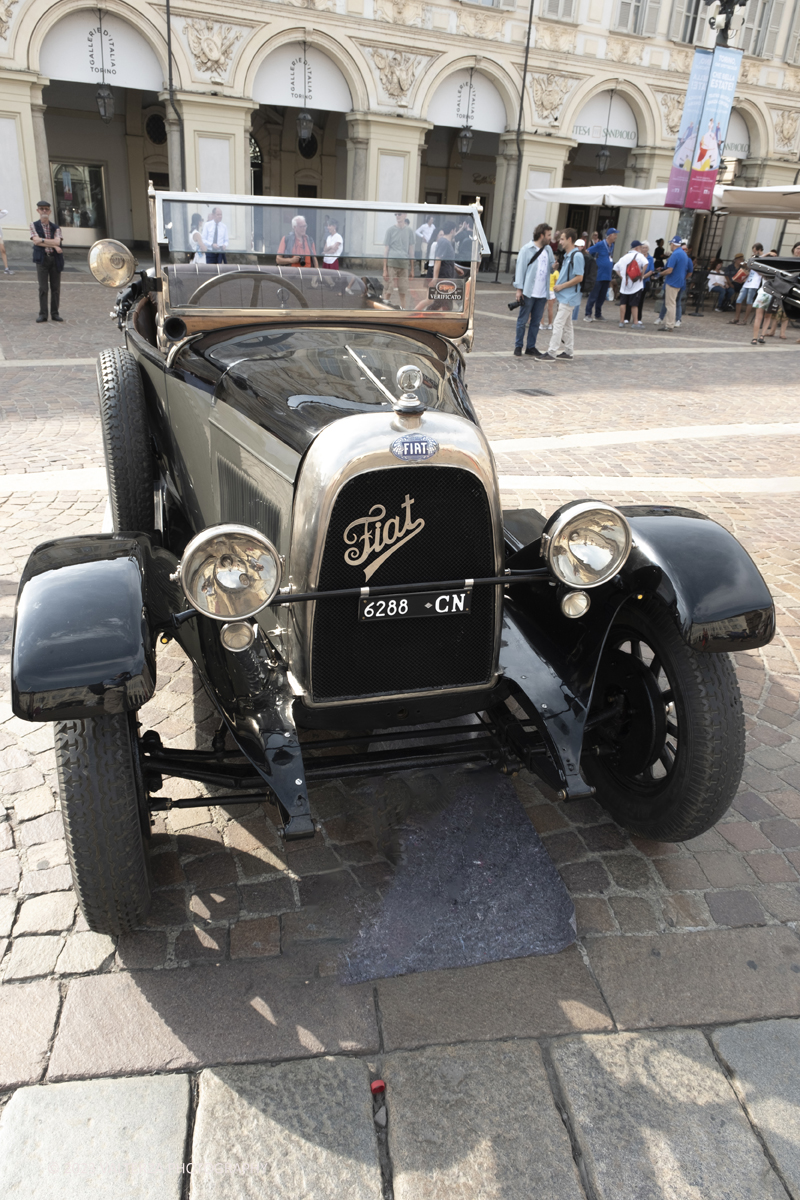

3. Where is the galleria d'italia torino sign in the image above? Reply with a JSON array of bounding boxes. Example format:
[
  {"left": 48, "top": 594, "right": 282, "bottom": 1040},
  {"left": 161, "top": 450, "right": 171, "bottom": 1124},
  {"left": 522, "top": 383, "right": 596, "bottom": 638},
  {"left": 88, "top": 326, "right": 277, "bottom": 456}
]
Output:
[{"left": 39, "top": 11, "right": 163, "bottom": 91}]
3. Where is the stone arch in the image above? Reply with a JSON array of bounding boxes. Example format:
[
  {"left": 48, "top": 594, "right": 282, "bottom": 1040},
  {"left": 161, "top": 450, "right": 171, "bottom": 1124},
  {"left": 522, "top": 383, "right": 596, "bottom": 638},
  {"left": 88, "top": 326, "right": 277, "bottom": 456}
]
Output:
[
  {"left": 416, "top": 56, "right": 518, "bottom": 131},
  {"left": 730, "top": 97, "right": 769, "bottom": 160},
  {"left": 239, "top": 28, "right": 370, "bottom": 112},
  {"left": 24, "top": 0, "right": 179, "bottom": 87},
  {"left": 560, "top": 77, "right": 660, "bottom": 151}
]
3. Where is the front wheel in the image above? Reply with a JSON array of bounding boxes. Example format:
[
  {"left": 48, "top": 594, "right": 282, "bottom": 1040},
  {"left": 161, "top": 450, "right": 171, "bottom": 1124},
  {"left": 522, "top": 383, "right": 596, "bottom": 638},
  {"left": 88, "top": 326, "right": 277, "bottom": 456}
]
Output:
[
  {"left": 582, "top": 599, "right": 744, "bottom": 842},
  {"left": 56, "top": 712, "right": 152, "bottom": 933}
]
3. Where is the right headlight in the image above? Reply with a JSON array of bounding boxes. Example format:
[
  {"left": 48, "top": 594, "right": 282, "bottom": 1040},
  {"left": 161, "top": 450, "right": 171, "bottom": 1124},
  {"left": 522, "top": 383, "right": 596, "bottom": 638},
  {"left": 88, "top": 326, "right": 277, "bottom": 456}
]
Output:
[
  {"left": 177, "top": 525, "right": 281, "bottom": 620},
  {"left": 542, "top": 501, "right": 632, "bottom": 588}
]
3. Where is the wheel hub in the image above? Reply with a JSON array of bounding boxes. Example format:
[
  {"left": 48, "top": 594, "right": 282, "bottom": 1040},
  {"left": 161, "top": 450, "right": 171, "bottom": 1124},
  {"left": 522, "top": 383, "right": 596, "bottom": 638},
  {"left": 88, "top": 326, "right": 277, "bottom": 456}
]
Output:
[{"left": 590, "top": 647, "right": 667, "bottom": 776}]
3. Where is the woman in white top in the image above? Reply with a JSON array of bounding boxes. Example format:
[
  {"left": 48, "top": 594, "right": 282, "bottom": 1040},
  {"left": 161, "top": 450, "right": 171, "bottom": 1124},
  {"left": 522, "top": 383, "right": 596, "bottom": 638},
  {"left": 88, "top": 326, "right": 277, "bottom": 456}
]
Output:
[
  {"left": 322, "top": 218, "right": 343, "bottom": 269},
  {"left": 613, "top": 242, "right": 649, "bottom": 327},
  {"left": 190, "top": 213, "right": 206, "bottom": 264}
]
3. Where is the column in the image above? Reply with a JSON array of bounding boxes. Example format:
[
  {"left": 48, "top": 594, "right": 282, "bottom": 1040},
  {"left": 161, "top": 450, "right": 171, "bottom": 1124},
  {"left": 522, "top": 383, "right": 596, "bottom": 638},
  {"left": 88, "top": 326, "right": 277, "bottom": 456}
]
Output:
[
  {"left": 345, "top": 113, "right": 431, "bottom": 204},
  {"left": 497, "top": 132, "right": 573, "bottom": 255},
  {"left": 125, "top": 89, "right": 148, "bottom": 244},
  {"left": 0, "top": 71, "right": 46, "bottom": 244},
  {"left": 30, "top": 82, "right": 52, "bottom": 206},
  {"left": 160, "top": 92, "right": 256, "bottom": 194}
]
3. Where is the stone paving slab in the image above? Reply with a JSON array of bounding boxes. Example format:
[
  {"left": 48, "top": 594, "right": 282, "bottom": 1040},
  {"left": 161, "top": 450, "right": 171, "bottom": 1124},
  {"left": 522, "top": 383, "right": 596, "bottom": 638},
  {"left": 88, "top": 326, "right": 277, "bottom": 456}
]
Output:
[
  {"left": 385, "top": 1040, "right": 584, "bottom": 1200},
  {"left": 713, "top": 1018, "right": 800, "bottom": 1195},
  {"left": 586, "top": 927, "right": 800, "bottom": 1029},
  {"left": 47, "top": 960, "right": 379, "bottom": 1080},
  {"left": 0, "top": 1073, "right": 189, "bottom": 1200},
  {"left": 551, "top": 1029, "right": 786, "bottom": 1200},
  {"left": 0, "top": 980, "right": 61, "bottom": 1088},
  {"left": 376, "top": 947, "right": 612, "bottom": 1051},
  {"left": 190, "top": 1058, "right": 382, "bottom": 1199}
]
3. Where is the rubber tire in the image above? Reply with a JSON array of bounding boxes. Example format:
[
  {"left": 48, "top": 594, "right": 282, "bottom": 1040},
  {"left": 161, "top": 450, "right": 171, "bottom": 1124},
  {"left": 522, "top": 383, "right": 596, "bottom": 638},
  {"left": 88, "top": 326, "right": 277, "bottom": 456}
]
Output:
[
  {"left": 583, "top": 598, "right": 745, "bottom": 842},
  {"left": 97, "top": 347, "right": 154, "bottom": 532},
  {"left": 55, "top": 713, "right": 152, "bottom": 934}
]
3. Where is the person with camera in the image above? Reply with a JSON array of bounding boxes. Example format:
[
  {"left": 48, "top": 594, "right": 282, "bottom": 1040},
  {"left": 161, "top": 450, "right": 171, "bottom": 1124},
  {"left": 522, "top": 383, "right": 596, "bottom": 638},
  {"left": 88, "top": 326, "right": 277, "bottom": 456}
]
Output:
[{"left": 511, "top": 222, "right": 555, "bottom": 358}]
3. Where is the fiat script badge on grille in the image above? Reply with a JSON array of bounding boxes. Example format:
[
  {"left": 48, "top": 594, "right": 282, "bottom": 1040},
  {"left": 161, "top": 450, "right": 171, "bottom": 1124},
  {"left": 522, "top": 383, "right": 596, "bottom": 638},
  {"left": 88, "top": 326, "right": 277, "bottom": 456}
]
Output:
[
  {"left": 390, "top": 433, "right": 439, "bottom": 461},
  {"left": 343, "top": 494, "right": 425, "bottom": 581}
]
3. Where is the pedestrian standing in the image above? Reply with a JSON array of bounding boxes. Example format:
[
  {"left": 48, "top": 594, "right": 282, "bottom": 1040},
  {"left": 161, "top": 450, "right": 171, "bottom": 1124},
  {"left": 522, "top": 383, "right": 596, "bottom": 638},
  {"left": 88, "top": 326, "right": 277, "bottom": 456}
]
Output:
[
  {"left": 201, "top": 206, "right": 229, "bottom": 264},
  {"left": 614, "top": 242, "right": 648, "bottom": 326},
  {"left": 656, "top": 236, "right": 691, "bottom": 332},
  {"left": 729, "top": 245, "right": 763, "bottom": 325},
  {"left": 322, "top": 218, "right": 343, "bottom": 269},
  {"left": 512, "top": 222, "right": 554, "bottom": 357},
  {"left": 416, "top": 214, "right": 436, "bottom": 268},
  {"left": 382, "top": 211, "right": 415, "bottom": 306},
  {"left": 545, "top": 229, "right": 584, "bottom": 360},
  {"left": 584, "top": 227, "right": 616, "bottom": 321},
  {"left": 0, "top": 207, "right": 15, "bottom": 274},
  {"left": 30, "top": 200, "right": 63, "bottom": 322}
]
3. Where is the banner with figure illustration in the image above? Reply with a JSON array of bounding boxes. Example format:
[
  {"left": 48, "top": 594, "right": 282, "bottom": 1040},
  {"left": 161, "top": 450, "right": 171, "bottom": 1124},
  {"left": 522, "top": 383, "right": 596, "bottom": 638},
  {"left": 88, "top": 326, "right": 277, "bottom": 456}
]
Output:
[
  {"left": 684, "top": 45, "right": 743, "bottom": 209},
  {"left": 665, "top": 49, "right": 712, "bottom": 209}
]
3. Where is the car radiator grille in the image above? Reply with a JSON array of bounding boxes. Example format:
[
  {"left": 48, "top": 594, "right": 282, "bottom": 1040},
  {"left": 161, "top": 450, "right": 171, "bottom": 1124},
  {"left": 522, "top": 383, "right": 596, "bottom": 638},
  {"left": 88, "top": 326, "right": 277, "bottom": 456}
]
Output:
[
  {"left": 311, "top": 465, "right": 496, "bottom": 702},
  {"left": 218, "top": 457, "right": 281, "bottom": 545}
]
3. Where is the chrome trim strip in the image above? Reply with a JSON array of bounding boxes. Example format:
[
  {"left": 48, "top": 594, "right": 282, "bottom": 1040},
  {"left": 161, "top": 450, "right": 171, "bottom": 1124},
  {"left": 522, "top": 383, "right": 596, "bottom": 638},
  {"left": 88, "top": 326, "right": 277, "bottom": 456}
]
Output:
[
  {"left": 345, "top": 345, "right": 399, "bottom": 406},
  {"left": 286, "top": 408, "right": 504, "bottom": 707}
]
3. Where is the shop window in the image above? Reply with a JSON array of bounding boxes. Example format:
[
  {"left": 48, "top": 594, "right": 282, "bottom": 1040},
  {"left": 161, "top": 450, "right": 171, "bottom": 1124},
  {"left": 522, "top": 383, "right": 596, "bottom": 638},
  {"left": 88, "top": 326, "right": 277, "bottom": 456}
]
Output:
[
  {"left": 51, "top": 163, "right": 106, "bottom": 238},
  {"left": 614, "top": 0, "right": 662, "bottom": 36}
]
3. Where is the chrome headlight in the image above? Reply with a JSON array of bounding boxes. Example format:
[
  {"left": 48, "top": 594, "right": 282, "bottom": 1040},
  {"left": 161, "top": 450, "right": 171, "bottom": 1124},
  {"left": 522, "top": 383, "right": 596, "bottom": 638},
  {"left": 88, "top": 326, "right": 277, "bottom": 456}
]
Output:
[
  {"left": 542, "top": 501, "right": 632, "bottom": 589},
  {"left": 178, "top": 525, "right": 281, "bottom": 620}
]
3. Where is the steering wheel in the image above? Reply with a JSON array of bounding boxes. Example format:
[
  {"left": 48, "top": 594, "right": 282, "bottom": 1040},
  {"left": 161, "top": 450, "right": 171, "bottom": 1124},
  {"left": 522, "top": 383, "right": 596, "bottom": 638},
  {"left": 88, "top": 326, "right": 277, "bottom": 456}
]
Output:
[{"left": 185, "top": 270, "right": 309, "bottom": 309}]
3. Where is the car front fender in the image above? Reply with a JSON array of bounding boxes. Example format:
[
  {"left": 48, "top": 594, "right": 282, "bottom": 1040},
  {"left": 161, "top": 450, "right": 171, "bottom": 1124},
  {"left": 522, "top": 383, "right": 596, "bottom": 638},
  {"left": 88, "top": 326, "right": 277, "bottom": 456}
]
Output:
[
  {"left": 620, "top": 506, "right": 775, "bottom": 652},
  {"left": 12, "top": 535, "right": 165, "bottom": 721}
]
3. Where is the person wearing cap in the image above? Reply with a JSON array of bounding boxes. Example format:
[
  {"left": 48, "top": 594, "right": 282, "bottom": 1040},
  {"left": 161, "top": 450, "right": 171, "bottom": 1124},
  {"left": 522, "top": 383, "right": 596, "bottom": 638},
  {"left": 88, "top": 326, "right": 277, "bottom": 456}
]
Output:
[
  {"left": 656, "top": 236, "right": 691, "bottom": 332},
  {"left": 383, "top": 211, "right": 415, "bottom": 307},
  {"left": 30, "top": 200, "right": 64, "bottom": 323},
  {"left": 584, "top": 227, "right": 616, "bottom": 321}
]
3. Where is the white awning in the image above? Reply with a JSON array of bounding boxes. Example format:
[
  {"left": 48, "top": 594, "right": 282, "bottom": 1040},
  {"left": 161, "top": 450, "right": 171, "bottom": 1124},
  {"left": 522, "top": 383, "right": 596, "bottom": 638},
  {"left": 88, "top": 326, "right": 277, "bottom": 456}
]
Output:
[
  {"left": 253, "top": 43, "right": 352, "bottom": 112},
  {"left": 573, "top": 92, "right": 638, "bottom": 148},
  {"left": 524, "top": 184, "right": 726, "bottom": 211},
  {"left": 715, "top": 185, "right": 800, "bottom": 217},
  {"left": 39, "top": 12, "right": 163, "bottom": 91}
]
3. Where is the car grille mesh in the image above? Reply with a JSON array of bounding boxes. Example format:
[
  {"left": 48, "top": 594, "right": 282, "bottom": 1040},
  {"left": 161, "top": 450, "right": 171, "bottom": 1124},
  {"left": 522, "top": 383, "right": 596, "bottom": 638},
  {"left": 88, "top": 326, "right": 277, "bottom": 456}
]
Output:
[{"left": 311, "top": 466, "right": 496, "bottom": 701}]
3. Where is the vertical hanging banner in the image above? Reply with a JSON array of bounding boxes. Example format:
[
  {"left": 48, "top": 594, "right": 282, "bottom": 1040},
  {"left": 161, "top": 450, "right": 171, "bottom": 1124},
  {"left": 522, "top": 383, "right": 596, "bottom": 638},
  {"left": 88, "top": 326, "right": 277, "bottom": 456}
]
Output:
[
  {"left": 685, "top": 45, "right": 742, "bottom": 209},
  {"left": 665, "top": 49, "right": 712, "bottom": 208}
]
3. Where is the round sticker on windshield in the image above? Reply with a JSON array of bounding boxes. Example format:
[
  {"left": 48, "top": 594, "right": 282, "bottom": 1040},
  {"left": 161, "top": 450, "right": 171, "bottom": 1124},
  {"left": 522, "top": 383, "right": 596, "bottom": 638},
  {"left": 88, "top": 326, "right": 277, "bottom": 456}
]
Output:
[{"left": 390, "top": 433, "right": 439, "bottom": 461}]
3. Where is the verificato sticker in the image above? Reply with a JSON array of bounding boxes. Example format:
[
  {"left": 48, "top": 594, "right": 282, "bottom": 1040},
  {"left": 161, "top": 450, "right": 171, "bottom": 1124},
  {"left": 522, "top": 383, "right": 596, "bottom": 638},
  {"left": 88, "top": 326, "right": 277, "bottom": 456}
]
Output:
[{"left": 390, "top": 433, "right": 439, "bottom": 461}]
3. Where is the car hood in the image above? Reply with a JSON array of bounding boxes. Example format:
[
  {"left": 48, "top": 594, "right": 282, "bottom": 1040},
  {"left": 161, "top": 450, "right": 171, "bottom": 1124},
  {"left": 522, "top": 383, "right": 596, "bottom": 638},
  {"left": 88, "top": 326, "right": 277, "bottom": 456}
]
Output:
[{"left": 206, "top": 327, "right": 474, "bottom": 456}]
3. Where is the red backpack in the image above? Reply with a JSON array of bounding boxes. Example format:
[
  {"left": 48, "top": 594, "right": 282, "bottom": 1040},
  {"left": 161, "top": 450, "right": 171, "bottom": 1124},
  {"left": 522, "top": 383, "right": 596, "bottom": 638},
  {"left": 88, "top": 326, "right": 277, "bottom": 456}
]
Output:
[{"left": 626, "top": 255, "right": 642, "bottom": 282}]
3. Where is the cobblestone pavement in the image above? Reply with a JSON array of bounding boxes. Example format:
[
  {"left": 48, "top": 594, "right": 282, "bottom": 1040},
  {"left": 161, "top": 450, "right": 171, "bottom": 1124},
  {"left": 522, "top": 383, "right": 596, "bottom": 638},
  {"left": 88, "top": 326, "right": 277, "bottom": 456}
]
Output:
[{"left": 1, "top": 273, "right": 800, "bottom": 1196}]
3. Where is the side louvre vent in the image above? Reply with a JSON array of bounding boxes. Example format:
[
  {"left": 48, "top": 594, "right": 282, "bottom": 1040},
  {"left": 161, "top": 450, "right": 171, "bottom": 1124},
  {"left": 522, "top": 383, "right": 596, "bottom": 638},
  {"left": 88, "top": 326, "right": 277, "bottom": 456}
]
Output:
[{"left": 218, "top": 457, "right": 281, "bottom": 544}]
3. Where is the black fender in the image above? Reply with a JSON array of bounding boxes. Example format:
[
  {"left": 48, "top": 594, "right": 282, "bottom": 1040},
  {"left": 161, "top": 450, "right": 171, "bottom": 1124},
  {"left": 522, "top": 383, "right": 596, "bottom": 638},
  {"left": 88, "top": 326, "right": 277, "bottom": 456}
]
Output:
[
  {"left": 11, "top": 535, "right": 173, "bottom": 721},
  {"left": 619, "top": 505, "right": 775, "bottom": 652}
]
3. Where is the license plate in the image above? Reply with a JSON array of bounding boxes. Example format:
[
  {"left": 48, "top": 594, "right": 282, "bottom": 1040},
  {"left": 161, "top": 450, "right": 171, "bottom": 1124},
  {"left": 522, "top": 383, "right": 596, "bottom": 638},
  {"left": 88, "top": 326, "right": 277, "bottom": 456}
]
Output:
[{"left": 359, "top": 589, "right": 471, "bottom": 621}]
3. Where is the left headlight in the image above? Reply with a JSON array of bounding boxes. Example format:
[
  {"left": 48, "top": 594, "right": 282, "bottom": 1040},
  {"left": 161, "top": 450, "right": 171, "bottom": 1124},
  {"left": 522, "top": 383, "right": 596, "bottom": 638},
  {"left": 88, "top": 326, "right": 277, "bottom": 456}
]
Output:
[
  {"left": 542, "top": 501, "right": 632, "bottom": 589},
  {"left": 178, "top": 525, "right": 281, "bottom": 620}
]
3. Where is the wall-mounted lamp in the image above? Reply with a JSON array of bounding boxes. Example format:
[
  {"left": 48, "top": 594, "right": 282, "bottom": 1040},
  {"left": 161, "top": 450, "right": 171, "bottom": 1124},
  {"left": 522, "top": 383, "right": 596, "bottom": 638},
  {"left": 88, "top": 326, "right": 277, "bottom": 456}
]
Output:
[
  {"left": 96, "top": 85, "right": 114, "bottom": 124},
  {"left": 458, "top": 67, "right": 475, "bottom": 158}
]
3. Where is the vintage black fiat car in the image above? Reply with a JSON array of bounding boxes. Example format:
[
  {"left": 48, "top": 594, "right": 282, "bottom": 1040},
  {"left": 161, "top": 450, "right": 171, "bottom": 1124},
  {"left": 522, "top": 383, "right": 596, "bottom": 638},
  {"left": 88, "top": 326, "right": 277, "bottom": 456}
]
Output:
[{"left": 11, "top": 191, "right": 775, "bottom": 934}]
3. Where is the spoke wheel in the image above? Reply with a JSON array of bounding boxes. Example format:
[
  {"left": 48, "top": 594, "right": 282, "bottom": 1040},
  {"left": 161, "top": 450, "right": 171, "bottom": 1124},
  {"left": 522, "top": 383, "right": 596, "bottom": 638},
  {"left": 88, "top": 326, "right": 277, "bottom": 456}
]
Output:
[{"left": 583, "top": 598, "right": 744, "bottom": 841}]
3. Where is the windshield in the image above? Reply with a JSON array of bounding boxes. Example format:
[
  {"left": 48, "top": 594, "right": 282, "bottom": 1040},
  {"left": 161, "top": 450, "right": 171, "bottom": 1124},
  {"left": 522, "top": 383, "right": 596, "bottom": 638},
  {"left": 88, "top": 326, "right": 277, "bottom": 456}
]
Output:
[{"left": 154, "top": 195, "right": 486, "bottom": 319}]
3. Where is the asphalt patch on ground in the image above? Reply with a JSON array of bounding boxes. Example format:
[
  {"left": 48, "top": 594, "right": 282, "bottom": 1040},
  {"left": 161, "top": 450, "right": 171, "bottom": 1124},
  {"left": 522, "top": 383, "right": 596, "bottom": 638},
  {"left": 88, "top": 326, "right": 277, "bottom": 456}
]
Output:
[{"left": 340, "top": 767, "right": 575, "bottom": 984}]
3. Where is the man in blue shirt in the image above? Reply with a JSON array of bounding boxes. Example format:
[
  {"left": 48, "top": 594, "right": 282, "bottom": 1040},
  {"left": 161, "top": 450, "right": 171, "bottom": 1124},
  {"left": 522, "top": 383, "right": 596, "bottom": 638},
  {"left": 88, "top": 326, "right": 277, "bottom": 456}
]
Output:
[
  {"left": 657, "top": 236, "right": 691, "bottom": 331},
  {"left": 545, "top": 229, "right": 584, "bottom": 359},
  {"left": 512, "top": 222, "right": 555, "bottom": 357},
  {"left": 584, "top": 227, "right": 617, "bottom": 321}
]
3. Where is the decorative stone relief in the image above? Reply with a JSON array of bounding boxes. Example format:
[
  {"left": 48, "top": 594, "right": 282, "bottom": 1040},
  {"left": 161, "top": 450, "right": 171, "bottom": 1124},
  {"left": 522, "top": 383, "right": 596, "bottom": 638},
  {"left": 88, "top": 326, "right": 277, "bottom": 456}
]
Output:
[
  {"left": 606, "top": 37, "right": 642, "bottom": 65},
  {"left": 457, "top": 8, "right": 504, "bottom": 39},
  {"left": 363, "top": 47, "right": 435, "bottom": 105},
  {"left": 183, "top": 19, "right": 243, "bottom": 80},
  {"left": 529, "top": 72, "right": 578, "bottom": 125},
  {"left": 473, "top": 171, "right": 496, "bottom": 184},
  {"left": 374, "top": 0, "right": 426, "bottom": 27},
  {"left": 0, "top": 0, "right": 17, "bottom": 41},
  {"left": 658, "top": 92, "right": 683, "bottom": 137},
  {"left": 772, "top": 108, "right": 800, "bottom": 152},
  {"left": 536, "top": 24, "right": 576, "bottom": 54},
  {"left": 668, "top": 47, "right": 693, "bottom": 74},
  {"left": 739, "top": 59, "right": 761, "bottom": 85}
]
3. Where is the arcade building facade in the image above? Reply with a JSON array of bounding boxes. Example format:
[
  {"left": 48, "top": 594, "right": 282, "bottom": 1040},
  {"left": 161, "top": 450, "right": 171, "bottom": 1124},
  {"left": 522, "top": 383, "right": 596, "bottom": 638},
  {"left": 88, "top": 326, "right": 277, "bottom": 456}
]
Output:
[{"left": 2, "top": 0, "right": 800, "bottom": 261}]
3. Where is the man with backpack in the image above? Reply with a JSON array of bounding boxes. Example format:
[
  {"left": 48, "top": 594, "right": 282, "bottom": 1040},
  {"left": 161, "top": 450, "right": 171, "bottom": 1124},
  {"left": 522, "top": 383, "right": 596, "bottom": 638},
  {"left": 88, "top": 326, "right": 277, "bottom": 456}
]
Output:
[
  {"left": 512, "top": 222, "right": 555, "bottom": 357},
  {"left": 583, "top": 227, "right": 616, "bottom": 321},
  {"left": 613, "top": 241, "right": 649, "bottom": 327},
  {"left": 545, "top": 229, "right": 584, "bottom": 360}
]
